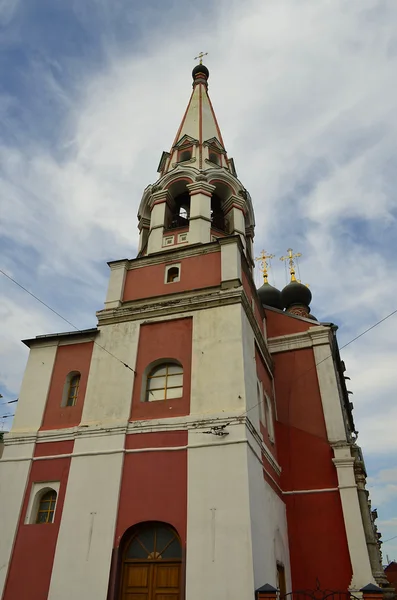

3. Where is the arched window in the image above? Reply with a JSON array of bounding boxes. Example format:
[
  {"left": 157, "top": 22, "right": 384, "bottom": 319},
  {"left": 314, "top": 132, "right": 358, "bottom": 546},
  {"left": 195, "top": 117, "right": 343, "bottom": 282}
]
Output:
[
  {"left": 145, "top": 362, "right": 183, "bottom": 402},
  {"left": 36, "top": 489, "right": 57, "bottom": 524},
  {"left": 264, "top": 393, "right": 275, "bottom": 443},
  {"left": 63, "top": 372, "right": 81, "bottom": 407},
  {"left": 178, "top": 147, "right": 192, "bottom": 162},
  {"left": 211, "top": 194, "right": 225, "bottom": 232},
  {"left": 166, "top": 266, "right": 180, "bottom": 283},
  {"left": 209, "top": 150, "right": 221, "bottom": 165},
  {"left": 170, "top": 191, "right": 190, "bottom": 229},
  {"left": 120, "top": 523, "right": 182, "bottom": 600}
]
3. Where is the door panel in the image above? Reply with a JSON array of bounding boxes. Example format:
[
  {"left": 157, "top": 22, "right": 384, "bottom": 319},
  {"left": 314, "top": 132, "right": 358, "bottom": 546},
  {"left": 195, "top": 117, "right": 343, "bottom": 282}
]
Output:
[
  {"left": 155, "top": 565, "right": 180, "bottom": 588},
  {"left": 122, "top": 563, "right": 151, "bottom": 600},
  {"left": 122, "top": 562, "right": 180, "bottom": 600}
]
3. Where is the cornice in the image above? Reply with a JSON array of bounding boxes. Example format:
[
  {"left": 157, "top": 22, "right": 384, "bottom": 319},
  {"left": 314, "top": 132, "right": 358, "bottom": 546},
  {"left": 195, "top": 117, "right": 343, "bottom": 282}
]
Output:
[
  {"left": 96, "top": 286, "right": 242, "bottom": 326},
  {"left": 267, "top": 325, "right": 332, "bottom": 354},
  {"left": 2, "top": 416, "right": 281, "bottom": 476},
  {"left": 96, "top": 283, "right": 273, "bottom": 374},
  {"left": 125, "top": 241, "right": 220, "bottom": 270}
]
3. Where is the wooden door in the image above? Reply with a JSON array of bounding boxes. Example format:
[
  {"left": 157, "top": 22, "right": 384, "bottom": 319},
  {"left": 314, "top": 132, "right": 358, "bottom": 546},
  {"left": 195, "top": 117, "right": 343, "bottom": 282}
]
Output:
[
  {"left": 120, "top": 523, "right": 182, "bottom": 600},
  {"left": 121, "top": 562, "right": 181, "bottom": 600}
]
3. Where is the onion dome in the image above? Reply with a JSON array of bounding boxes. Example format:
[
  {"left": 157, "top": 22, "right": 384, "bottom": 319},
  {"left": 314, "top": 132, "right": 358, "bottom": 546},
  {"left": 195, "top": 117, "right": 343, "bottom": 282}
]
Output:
[
  {"left": 281, "top": 280, "right": 312, "bottom": 310},
  {"left": 258, "top": 282, "right": 283, "bottom": 310},
  {"left": 192, "top": 63, "right": 209, "bottom": 80}
]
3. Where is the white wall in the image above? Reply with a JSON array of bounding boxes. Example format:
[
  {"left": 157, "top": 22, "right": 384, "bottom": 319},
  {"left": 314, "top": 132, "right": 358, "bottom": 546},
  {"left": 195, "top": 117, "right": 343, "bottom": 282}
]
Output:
[
  {"left": 246, "top": 443, "right": 291, "bottom": 591},
  {"left": 81, "top": 321, "right": 139, "bottom": 425},
  {"left": 186, "top": 427, "right": 255, "bottom": 600},
  {"left": 48, "top": 434, "right": 124, "bottom": 600},
  {"left": 12, "top": 341, "right": 58, "bottom": 433},
  {"left": 241, "top": 308, "right": 262, "bottom": 433},
  {"left": 190, "top": 304, "right": 246, "bottom": 415},
  {"left": 0, "top": 442, "right": 34, "bottom": 596}
]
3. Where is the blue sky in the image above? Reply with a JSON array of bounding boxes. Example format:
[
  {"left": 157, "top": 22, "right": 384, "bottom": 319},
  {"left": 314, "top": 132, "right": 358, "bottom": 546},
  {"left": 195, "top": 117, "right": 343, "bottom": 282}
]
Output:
[{"left": 1, "top": 0, "right": 397, "bottom": 563}]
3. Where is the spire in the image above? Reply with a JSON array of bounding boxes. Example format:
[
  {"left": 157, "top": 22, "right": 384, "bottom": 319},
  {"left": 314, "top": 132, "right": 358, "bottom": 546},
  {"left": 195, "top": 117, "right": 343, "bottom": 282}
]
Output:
[{"left": 157, "top": 57, "right": 236, "bottom": 177}]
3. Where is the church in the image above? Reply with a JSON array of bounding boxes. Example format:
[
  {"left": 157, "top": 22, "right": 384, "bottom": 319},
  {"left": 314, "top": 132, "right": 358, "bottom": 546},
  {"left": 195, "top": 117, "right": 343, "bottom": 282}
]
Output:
[{"left": 0, "top": 61, "right": 391, "bottom": 600}]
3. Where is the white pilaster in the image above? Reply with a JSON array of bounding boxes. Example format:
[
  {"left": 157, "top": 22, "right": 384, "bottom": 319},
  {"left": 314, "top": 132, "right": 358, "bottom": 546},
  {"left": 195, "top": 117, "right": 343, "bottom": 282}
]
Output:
[
  {"left": 104, "top": 260, "right": 128, "bottom": 310},
  {"left": 186, "top": 428, "right": 255, "bottom": 600},
  {"left": 309, "top": 328, "right": 347, "bottom": 443},
  {"left": 147, "top": 190, "right": 171, "bottom": 255},
  {"left": 12, "top": 341, "right": 58, "bottom": 434},
  {"left": 219, "top": 237, "right": 242, "bottom": 287},
  {"left": 81, "top": 321, "right": 138, "bottom": 426},
  {"left": 332, "top": 446, "right": 375, "bottom": 589},
  {"left": 48, "top": 434, "right": 124, "bottom": 600},
  {"left": 225, "top": 196, "right": 246, "bottom": 250},
  {"left": 187, "top": 181, "right": 214, "bottom": 245},
  {"left": 0, "top": 440, "right": 35, "bottom": 596}
]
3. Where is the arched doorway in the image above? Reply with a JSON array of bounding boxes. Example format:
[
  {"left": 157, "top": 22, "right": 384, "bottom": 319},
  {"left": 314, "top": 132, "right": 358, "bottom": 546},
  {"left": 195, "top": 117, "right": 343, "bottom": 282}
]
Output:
[{"left": 119, "top": 522, "right": 182, "bottom": 600}]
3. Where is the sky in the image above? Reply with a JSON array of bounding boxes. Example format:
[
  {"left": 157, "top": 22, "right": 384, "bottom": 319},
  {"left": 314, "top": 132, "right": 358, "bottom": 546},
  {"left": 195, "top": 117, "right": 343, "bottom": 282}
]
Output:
[{"left": 1, "top": 0, "right": 396, "bottom": 565}]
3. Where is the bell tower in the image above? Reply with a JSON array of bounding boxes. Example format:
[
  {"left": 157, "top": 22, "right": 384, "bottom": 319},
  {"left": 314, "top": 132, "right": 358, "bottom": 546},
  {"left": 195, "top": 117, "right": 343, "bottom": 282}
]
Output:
[{"left": 137, "top": 61, "right": 255, "bottom": 264}]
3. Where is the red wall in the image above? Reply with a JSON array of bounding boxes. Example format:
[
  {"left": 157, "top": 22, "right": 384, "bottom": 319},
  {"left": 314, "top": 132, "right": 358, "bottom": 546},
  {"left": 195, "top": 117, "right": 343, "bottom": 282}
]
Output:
[
  {"left": 130, "top": 318, "right": 192, "bottom": 420},
  {"left": 3, "top": 441, "right": 74, "bottom": 600},
  {"left": 41, "top": 342, "right": 93, "bottom": 430},
  {"left": 274, "top": 349, "right": 352, "bottom": 589},
  {"left": 123, "top": 251, "right": 221, "bottom": 302},
  {"left": 265, "top": 308, "right": 313, "bottom": 338},
  {"left": 115, "top": 431, "right": 188, "bottom": 545}
]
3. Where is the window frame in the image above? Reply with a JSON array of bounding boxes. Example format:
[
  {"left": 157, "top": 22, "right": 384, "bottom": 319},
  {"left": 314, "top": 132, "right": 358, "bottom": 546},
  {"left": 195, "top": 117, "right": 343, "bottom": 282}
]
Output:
[
  {"left": 61, "top": 371, "right": 81, "bottom": 407},
  {"left": 177, "top": 145, "right": 193, "bottom": 163},
  {"left": 165, "top": 263, "right": 181, "bottom": 284},
  {"left": 25, "top": 481, "right": 60, "bottom": 525},
  {"left": 36, "top": 489, "right": 57, "bottom": 524},
  {"left": 144, "top": 361, "right": 184, "bottom": 403},
  {"left": 264, "top": 392, "right": 275, "bottom": 443}
]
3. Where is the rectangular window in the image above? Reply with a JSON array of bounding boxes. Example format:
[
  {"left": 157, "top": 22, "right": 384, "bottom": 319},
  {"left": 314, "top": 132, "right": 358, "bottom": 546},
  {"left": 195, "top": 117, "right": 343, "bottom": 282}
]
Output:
[
  {"left": 163, "top": 236, "right": 174, "bottom": 247},
  {"left": 178, "top": 233, "right": 188, "bottom": 243}
]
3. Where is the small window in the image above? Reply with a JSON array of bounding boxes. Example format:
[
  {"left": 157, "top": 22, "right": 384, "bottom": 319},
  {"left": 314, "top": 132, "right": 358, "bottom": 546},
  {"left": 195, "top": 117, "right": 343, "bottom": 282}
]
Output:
[
  {"left": 178, "top": 147, "right": 192, "bottom": 162},
  {"left": 66, "top": 373, "right": 80, "bottom": 407},
  {"left": 265, "top": 393, "right": 275, "bottom": 442},
  {"left": 146, "top": 362, "right": 183, "bottom": 402},
  {"left": 166, "top": 265, "right": 180, "bottom": 283},
  {"left": 209, "top": 150, "right": 221, "bottom": 165},
  {"left": 163, "top": 235, "right": 174, "bottom": 247},
  {"left": 36, "top": 490, "right": 57, "bottom": 524}
]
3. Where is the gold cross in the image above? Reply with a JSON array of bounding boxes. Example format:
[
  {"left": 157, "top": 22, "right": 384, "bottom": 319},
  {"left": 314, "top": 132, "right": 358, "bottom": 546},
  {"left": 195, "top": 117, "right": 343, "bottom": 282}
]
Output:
[
  {"left": 280, "top": 248, "right": 302, "bottom": 282},
  {"left": 194, "top": 51, "right": 208, "bottom": 65},
  {"left": 255, "top": 250, "right": 275, "bottom": 284}
]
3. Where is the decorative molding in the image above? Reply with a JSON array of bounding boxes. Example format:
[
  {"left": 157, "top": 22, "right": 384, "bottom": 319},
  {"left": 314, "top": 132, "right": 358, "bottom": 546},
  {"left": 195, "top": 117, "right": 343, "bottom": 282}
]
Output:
[
  {"left": 124, "top": 240, "right": 220, "bottom": 271},
  {"left": 268, "top": 326, "right": 330, "bottom": 354},
  {"left": 186, "top": 181, "right": 216, "bottom": 195}
]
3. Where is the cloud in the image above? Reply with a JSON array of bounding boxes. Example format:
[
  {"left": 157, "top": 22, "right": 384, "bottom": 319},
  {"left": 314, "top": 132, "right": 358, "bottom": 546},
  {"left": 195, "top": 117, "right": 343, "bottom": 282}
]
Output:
[{"left": 1, "top": 0, "right": 397, "bottom": 545}]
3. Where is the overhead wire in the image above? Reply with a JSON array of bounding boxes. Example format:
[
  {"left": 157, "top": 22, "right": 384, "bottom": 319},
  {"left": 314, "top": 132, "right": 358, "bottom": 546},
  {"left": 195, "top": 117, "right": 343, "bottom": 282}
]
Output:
[
  {"left": 2, "top": 268, "right": 397, "bottom": 422},
  {"left": 239, "top": 305, "right": 397, "bottom": 420},
  {"left": 0, "top": 269, "right": 136, "bottom": 375}
]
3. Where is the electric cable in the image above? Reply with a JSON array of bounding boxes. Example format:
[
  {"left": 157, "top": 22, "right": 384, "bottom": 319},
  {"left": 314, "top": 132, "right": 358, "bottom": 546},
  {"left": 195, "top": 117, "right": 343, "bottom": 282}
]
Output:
[{"left": 1, "top": 269, "right": 136, "bottom": 374}]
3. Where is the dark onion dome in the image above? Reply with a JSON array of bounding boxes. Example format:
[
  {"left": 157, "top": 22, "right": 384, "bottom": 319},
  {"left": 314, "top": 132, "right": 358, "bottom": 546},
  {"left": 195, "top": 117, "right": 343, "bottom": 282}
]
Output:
[
  {"left": 192, "top": 63, "right": 209, "bottom": 80},
  {"left": 281, "top": 280, "right": 312, "bottom": 310},
  {"left": 258, "top": 282, "right": 283, "bottom": 310}
]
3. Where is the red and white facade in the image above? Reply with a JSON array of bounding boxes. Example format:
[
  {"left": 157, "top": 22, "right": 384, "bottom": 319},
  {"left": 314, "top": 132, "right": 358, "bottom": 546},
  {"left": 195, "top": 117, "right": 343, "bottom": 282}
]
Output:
[{"left": 0, "top": 65, "right": 387, "bottom": 600}]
